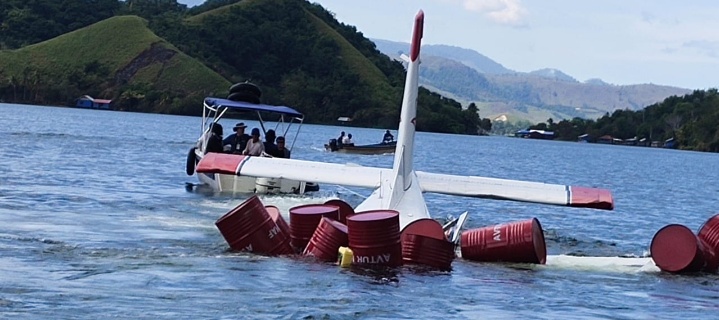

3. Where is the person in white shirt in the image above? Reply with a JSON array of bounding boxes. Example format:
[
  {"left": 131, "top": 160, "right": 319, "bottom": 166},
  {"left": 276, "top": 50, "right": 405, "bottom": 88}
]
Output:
[
  {"left": 243, "top": 128, "right": 265, "bottom": 156},
  {"left": 342, "top": 133, "right": 354, "bottom": 146}
]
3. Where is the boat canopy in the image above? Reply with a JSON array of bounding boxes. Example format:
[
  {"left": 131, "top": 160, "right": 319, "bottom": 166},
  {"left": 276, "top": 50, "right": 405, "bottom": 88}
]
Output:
[{"left": 204, "top": 97, "right": 304, "bottom": 118}]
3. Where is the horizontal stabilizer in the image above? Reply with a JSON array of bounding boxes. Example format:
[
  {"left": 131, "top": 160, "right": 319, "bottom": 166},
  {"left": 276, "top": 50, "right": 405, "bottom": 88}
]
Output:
[{"left": 416, "top": 171, "right": 614, "bottom": 210}]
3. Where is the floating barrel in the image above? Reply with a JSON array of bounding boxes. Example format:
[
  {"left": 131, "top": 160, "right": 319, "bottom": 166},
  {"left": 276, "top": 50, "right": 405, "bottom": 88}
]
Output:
[
  {"left": 651, "top": 224, "right": 706, "bottom": 273},
  {"left": 303, "top": 217, "right": 349, "bottom": 262},
  {"left": 697, "top": 214, "right": 719, "bottom": 272},
  {"left": 460, "top": 218, "right": 547, "bottom": 264},
  {"left": 402, "top": 234, "right": 455, "bottom": 270},
  {"left": 265, "top": 205, "right": 294, "bottom": 255},
  {"left": 401, "top": 218, "right": 447, "bottom": 242},
  {"left": 347, "top": 210, "right": 402, "bottom": 267},
  {"left": 400, "top": 218, "right": 454, "bottom": 270},
  {"left": 215, "top": 195, "right": 292, "bottom": 255},
  {"left": 324, "top": 199, "right": 355, "bottom": 224},
  {"left": 289, "top": 204, "right": 340, "bottom": 252},
  {"left": 266, "top": 205, "right": 291, "bottom": 236}
]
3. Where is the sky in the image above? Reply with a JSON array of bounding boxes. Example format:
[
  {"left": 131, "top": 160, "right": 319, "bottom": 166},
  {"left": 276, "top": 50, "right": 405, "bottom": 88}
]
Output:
[{"left": 178, "top": 0, "right": 719, "bottom": 90}]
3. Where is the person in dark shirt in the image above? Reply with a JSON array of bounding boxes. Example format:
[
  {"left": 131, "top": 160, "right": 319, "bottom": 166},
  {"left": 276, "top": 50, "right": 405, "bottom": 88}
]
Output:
[
  {"left": 337, "top": 131, "right": 345, "bottom": 148},
  {"left": 272, "top": 136, "right": 291, "bottom": 158},
  {"left": 223, "top": 122, "right": 250, "bottom": 154},
  {"left": 383, "top": 130, "right": 394, "bottom": 143},
  {"left": 263, "top": 129, "right": 278, "bottom": 156},
  {"left": 205, "top": 123, "right": 224, "bottom": 154}
]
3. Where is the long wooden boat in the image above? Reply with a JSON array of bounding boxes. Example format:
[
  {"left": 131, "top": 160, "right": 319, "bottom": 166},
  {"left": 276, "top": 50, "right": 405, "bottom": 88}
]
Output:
[{"left": 324, "top": 140, "right": 396, "bottom": 155}]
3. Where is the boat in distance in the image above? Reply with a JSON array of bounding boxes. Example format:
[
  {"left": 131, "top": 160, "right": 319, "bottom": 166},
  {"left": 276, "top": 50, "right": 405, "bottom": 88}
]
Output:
[{"left": 324, "top": 139, "right": 396, "bottom": 155}]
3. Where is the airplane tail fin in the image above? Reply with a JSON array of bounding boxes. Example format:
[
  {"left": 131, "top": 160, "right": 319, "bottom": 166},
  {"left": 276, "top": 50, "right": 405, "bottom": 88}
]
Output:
[{"left": 390, "top": 10, "right": 423, "bottom": 203}]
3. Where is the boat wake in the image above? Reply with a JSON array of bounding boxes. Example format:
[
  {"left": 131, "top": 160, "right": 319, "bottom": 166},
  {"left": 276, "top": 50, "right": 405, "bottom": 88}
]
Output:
[{"left": 542, "top": 255, "right": 659, "bottom": 273}]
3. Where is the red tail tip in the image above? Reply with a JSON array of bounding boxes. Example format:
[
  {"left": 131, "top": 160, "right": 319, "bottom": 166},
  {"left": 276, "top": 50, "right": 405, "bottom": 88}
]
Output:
[{"left": 410, "top": 10, "right": 424, "bottom": 62}]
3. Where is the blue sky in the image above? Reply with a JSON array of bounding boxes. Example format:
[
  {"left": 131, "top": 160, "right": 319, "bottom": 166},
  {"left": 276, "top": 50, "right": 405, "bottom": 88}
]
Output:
[{"left": 178, "top": 0, "right": 718, "bottom": 90}]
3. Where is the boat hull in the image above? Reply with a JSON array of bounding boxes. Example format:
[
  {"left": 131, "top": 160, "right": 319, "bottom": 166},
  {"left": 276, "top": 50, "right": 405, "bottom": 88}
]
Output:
[{"left": 324, "top": 142, "right": 396, "bottom": 155}]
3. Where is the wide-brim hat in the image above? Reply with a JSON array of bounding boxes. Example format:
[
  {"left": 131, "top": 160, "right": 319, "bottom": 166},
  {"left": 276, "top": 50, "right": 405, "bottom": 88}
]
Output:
[{"left": 233, "top": 122, "right": 247, "bottom": 131}]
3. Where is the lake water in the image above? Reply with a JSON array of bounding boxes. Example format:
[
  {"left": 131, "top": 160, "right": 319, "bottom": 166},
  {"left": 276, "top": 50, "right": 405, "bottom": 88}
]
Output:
[{"left": 1, "top": 103, "right": 719, "bottom": 319}]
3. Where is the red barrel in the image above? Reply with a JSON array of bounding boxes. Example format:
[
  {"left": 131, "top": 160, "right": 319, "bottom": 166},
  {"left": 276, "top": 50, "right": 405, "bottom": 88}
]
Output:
[
  {"left": 651, "top": 224, "right": 706, "bottom": 273},
  {"left": 347, "top": 210, "right": 402, "bottom": 267},
  {"left": 402, "top": 234, "right": 455, "bottom": 270},
  {"left": 400, "top": 218, "right": 454, "bottom": 269},
  {"left": 460, "top": 218, "right": 546, "bottom": 264},
  {"left": 324, "top": 199, "right": 355, "bottom": 224},
  {"left": 303, "top": 217, "right": 349, "bottom": 262},
  {"left": 697, "top": 214, "right": 719, "bottom": 272},
  {"left": 266, "top": 205, "right": 291, "bottom": 236},
  {"left": 401, "top": 218, "right": 447, "bottom": 242},
  {"left": 264, "top": 205, "right": 294, "bottom": 255},
  {"left": 215, "top": 195, "right": 291, "bottom": 255},
  {"left": 289, "top": 204, "right": 340, "bottom": 252}
]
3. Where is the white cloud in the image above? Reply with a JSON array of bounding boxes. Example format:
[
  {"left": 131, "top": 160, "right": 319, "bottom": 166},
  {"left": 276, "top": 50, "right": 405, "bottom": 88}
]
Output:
[{"left": 461, "top": 0, "right": 528, "bottom": 26}]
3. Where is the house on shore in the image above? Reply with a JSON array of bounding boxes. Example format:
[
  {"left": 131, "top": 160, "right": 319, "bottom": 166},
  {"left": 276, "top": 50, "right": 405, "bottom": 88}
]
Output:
[
  {"left": 515, "top": 129, "right": 555, "bottom": 140},
  {"left": 578, "top": 133, "right": 593, "bottom": 143},
  {"left": 74, "top": 95, "right": 112, "bottom": 110}
]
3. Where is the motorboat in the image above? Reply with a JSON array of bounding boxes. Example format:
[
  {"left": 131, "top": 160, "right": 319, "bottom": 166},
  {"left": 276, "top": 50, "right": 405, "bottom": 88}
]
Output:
[
  {"left": 324, "top": 139, "right": 396, "bottom": 155},
  {"left": 186, "top": 89, "right": 318, "bottom": 194}
]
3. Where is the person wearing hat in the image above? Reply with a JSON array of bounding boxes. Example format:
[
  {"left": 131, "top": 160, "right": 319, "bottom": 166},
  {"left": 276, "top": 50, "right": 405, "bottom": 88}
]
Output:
[
  {"left": 242, "top": 127, "right": 265, "bottom": 156},
  {"left": 223, "top": 122, "right": 250, "bottom": 154}
]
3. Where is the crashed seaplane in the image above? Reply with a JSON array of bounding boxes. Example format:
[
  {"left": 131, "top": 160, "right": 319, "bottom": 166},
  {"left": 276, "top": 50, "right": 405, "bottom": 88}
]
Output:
[{"left": 195, "top": 10, "right": 614, "bottom": 232}]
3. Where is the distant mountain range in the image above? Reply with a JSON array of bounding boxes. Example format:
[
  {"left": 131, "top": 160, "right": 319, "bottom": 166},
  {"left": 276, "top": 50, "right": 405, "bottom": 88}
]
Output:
[{"left": 372, "top": 39, "right": 692, "bottom": 123}]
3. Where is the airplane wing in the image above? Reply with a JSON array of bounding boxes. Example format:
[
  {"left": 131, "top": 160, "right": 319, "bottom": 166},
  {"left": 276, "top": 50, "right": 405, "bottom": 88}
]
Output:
[
  {"left": 195, "top": 153, "right": 389, "bottom": 189},
  {"left": 196, "top": 153, "right": 613, "bottom": 210},
  {"left": 415, "top": 171, "right": 614, "bottom": 210}
]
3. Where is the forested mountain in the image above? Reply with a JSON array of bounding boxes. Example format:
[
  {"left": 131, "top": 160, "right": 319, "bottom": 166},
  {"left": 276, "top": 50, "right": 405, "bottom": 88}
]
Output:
[
  {"left": 373, "top": 39, "right": 692, "bottom": 123},
  {"left": 0, "top": 0, "right": 485, "bottom": 134}
]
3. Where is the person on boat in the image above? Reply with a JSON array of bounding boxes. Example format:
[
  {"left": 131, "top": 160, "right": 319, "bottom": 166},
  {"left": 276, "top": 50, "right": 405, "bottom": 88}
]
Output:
[
  {"left": 223, "top": 122, "right": 250, "bottom": 154},
  {"left": 263, "top": 129, "right": 278, "bottom": 156},
  {"left": 272, "top": 136, "right": 291, "bottom": 158},
  {"left": 383, "top": 130, "right": 394, "bottom": 143},
  {"left": 342, "top": 133, "right": 354, "bottom": 146},
  {"left": 243, "top": 128, "right": 265, "bottom": 156},
  {"left": 205, "top": 123, "right": 224, "bottom": 154},
  {"left": 337, "top": 131, "right": 345, "bottom": 148}
]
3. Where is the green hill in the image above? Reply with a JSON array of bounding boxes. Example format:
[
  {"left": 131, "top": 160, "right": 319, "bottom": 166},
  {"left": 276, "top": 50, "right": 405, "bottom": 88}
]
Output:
[
  {"left": 0, "top": 15, "right": 230, "bottom": 114},
  {"left": 0, "top": 0, "right": 485, "bottom": 134}
]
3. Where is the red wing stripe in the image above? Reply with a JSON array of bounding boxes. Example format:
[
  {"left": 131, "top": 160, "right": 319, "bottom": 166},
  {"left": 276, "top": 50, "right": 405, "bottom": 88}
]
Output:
[{"left": 569, "top": 186, "right": 614, "bottom": 210}]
